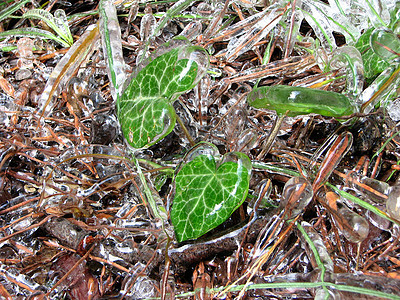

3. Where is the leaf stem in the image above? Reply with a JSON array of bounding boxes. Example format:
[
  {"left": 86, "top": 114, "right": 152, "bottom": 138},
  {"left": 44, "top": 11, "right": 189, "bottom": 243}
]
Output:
[
  {"left": 257, "top": 112, "right": 287, "bottom": 160},
  {"left": 175, "top": 113, "right": 195, "bottom": 147}
]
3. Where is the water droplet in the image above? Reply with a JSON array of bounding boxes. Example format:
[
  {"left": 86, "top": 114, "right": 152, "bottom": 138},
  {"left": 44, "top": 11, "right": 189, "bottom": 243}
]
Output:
[
  {"left": 387, "top": 98, "right": 400, "bottom": 121},
  {"left": 184, "top": 142, "right": 219, "bottom": 163},
  {"left": 140, "top": 6, "right": 156, "bottom": 41},
  {"left": 233, "top": 128, "right": 258, "bottom": 153},
  {"left": 386, "top": 185, "right": 400, "bottom": 221},
  {"left": 228, "top": 107, "right": 247, "bottom": 140},
  {"left": 358, "top": 177, "right": 390, "bottom": 204},
  {"left": 121, "top": 272, "right": 158, "bottom": 298},
  {"left": 337, "top": 204, "right": 369, "bottom": 243},
  {"left": 90, "top": 113, "right": 118, "bottom": 145},
  {"left": 280, "top": 176, "right": 313, "bottom": 219},
  {"left": 196, "top": 2, "right": 213, "bottom": 17},
  {"left": 180, "top": 21, "right": 203, "bottom": 41},
  {"left": 17, "top": 38, "right": 34, "bottom": 72},
  {"left": 370, "top": 28, "right": 400, "bottom": 62},
  {"left": 17, "top": 37, "right": 34, "bottom": 60},
  {"left": 316, "top": 187, "right": 369, "bottom": 243},
  {"left": 314, "top": 287, "right": 343, "bottom": 299}
]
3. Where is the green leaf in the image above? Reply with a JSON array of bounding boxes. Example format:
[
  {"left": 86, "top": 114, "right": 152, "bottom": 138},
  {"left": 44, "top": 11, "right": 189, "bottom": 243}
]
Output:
[
  {"left": 247, "top": 85, "right": 355, "bottom": 118},
  {"left": 171, "top": 148, "right": 251, "bottom": 242},
  {"left": 118, "top": 40, "right": 209, "bottom": 148},
  {"left": 118, "top": 97, "right": 176, "bottom": 149},
  {"left": 124, "top": 47, "right": 200, "bottom": 100},
  {"left": 355, "top": 28, "right": 390, "bottom": 81}
]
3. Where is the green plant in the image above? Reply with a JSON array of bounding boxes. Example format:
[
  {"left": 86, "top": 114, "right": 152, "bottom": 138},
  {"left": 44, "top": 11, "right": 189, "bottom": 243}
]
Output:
[
  {"left": 117, "top": 38, "right": 209, "bottom": 149},
  {"left": 170, "top": 143, "right": 251, "bottom": 242},
  {"left": 355, "top": 4, "right": 400, "bottom": 82},
  {"left": 115, "top": 38, "right": 252, "bottom": 241},
  {"left": 99, "top": 0, "right": 253, "bottom": 243},
  {"left": 0, "top": 0, "right": 29, "bottom": 23},
  {"left": 247, "top": 85, "right": 356, "bottom": 118}
]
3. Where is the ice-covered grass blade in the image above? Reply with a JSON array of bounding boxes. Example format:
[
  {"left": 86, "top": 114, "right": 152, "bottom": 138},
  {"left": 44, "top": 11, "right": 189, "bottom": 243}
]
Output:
[
  {"left": 326, "top": 183, "right": 400, "bottom": 226},
  {"left": 329, "top": 46, "right": 364, "bottom": 100},
  {"left": 23, "top": 9, "right": 73, "bottom": 46},
  {"left": 0, "top": 0, "right": 29, "bottom": 22},
  {"left": 297, "top": 221, "right": 329, "bottom": 295},
  {"left": 359, "top": 64, "right": 400, "bottom": 113},
  {"left": 365, "top": 0, "right": 388, "bottom": 28},
  {"left": 38, "top": 25, "right": 99, "bottom": 117},
  {"left": 0, "top": 27, "right": 70, "bottom": 48},
  {"left": 300, "top": 0, "right": 359, "bottom": 50},
  {"left": 99, "top": 0, "right": 127, "bottom": 101},
  {"left": 211, "top": 281, "right": 400, "bottom": 300},
  {"left": 224, "top": 6, "right": 284, "bottom": 62},
  {"left": 133, "top": 158, "right": 167, "bottom": 221}
]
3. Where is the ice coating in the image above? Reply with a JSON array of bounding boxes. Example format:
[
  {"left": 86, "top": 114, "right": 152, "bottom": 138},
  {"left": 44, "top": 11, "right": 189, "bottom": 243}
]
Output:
[
  {"left": 224, "top": 7, "right": 284, "bottom": 62},
  {"left": 386, "top": 185, "right": 400, "bottom": 221},
  {"left": 99, "top": 0, "right": 128, "bottom": 100},
  {"left": 280, "top": 176, "right": 313, "bottom": 219},
  {"left": 336, "top": 203, "right": 369, "bottom": 243},
  {"left": 37, "top": 24, "right": 99, "bottom": 117},
  {"left": 370, "top": 27, "right": 400, "bottom": 62},
  {"left": 248, "top": 85, "right": 356, "bottom": 118},
  {"left": 330, "top": 46, "right": 365, "bottom": 101}
]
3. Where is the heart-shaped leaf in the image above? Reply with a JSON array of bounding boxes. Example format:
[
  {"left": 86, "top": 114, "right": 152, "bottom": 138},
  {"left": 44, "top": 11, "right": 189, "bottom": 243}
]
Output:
[
  {"left": 117, "top": 39, "right": 209, "bottom": 149},
  {"left": 170, "top": 145, "right": 251, "bottom": 242}
]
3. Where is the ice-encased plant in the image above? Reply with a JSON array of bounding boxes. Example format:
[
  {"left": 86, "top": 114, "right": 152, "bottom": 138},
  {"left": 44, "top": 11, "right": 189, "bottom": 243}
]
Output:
[
  {"left": 117, "top": 38, "right": 209, "bottom": 149},
  {"left": 170, "top": 143, "right": 252, "bottom": 242}
]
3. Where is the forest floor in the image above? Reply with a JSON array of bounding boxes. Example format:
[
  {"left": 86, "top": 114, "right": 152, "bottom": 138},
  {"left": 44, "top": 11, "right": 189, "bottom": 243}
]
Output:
[{"left": 0, "top": 0, "right": 400, "bottom": 299}]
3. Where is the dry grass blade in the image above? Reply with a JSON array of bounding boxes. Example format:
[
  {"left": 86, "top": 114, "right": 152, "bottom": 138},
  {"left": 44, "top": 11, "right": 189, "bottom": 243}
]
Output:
[{"left": 38, "top": 25, "right": 99, "bottom": 118}]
